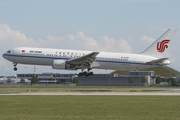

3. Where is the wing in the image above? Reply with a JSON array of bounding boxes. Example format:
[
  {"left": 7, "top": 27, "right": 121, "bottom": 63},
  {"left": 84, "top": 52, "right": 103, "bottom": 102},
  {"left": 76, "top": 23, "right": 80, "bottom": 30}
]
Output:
[
  {"left": 67, "top": 52, "right": 99, "bottom": 67},
  {"left": 146, "top": 58, "right": 169, "bottom": 64}
]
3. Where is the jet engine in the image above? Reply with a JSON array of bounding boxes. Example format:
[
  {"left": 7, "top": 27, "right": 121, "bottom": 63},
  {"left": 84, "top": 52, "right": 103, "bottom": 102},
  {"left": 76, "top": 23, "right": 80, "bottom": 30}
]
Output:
[{"left": 52, "top": 60, "right": 76, "bottom": 70}]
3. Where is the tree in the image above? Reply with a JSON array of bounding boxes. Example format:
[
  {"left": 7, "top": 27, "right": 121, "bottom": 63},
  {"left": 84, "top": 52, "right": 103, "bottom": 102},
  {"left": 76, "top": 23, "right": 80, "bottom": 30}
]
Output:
[
  {"left": 31, "top": 76, "right": 39, "bottom": 84},
  {"left": 48, "top": 78, "right": 54, "bottom": 81},
  {"left": 161, "top": 78, "right": 167, "bottom": 82},
  {"left": 1, "top": 82, "right": 3, "bottom": 84},
  {"left": 178, "top": 79, "right": 180, "bottom": 83},
  {"left": 20, "top": 78, "right": 25, "bottom": 83},
  {"left": 156, "top": 76, "right": 162, "bottom": 84},
  {"left": 57, "top": 80, "right": 62, "bottom": 84},
  {"left": 73, "top": 77, "right": 79, "bottom": 84},
  {"left": 68, "top": 78, "right": 72, "bottom": 82},
  {"left": 128, "top": 77, "right": 134, "bottom": 83},
  {"left": 141, "top": 77, "right": 147, "bottom": 83},
  {"left": 6, "top": 77, "right": 12, "bottom": 83},
  {"left": 170, "top": 78, "right": 176, "bottom": 86},
  {"left": 167, "top": 78, "right": 171, "bottom": 84}
]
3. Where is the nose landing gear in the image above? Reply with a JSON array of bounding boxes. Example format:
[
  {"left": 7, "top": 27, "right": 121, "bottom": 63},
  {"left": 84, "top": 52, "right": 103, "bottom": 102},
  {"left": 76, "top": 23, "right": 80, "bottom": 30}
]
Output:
[
  {"left": 13, "top": 63, "right": 17, "bottom": 71},
  {"left": 14, "top": 68, "right": 17, "bottom": 71}
]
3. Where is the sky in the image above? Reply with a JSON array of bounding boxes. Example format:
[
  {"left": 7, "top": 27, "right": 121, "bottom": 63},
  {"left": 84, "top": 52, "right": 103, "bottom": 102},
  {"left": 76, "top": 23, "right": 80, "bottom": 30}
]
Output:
[{"left": 0, "top": 0, "right": 180, "bottom": 76}]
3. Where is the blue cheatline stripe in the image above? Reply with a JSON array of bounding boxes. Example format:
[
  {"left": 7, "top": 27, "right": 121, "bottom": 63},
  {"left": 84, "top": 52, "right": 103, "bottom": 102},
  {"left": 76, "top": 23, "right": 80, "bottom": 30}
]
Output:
[
  {"left": 3, "top": 53, "right": 162, "bottom": 66},
  {"left": 3, "top": 54, "right": 69, "bottom": 60}
]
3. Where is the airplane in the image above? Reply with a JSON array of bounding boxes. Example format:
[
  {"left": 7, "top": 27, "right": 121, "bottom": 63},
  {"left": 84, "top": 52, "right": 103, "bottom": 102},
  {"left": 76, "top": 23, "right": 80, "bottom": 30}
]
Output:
[{"left": 2, "top": 28, "right": 177, "bottom": 76}]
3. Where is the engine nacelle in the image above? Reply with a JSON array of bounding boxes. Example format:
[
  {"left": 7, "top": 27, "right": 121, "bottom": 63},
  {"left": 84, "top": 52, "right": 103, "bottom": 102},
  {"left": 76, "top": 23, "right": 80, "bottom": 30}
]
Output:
[{"left": 52, "top": 60, "right": 76, "bottom": 70}]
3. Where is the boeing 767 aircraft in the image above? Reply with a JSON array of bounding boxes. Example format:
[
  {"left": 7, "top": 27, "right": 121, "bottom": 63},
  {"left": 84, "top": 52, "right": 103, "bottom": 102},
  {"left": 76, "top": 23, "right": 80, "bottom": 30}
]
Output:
[{"left": 3, "top": 28, "right": 177, "bottom": 76}]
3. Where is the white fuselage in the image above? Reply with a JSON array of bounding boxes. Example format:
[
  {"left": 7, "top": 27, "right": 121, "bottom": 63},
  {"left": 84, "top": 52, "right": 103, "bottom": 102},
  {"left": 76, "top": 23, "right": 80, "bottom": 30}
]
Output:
[{"left": 3, "top": 47, "right": 169, "bottom": 71}]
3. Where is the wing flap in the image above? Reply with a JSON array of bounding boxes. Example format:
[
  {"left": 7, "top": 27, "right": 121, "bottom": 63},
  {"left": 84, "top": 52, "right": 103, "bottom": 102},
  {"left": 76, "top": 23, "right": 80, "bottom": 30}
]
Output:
[{"left": 67, "top": 52, "right": 99, "bottom": 65}]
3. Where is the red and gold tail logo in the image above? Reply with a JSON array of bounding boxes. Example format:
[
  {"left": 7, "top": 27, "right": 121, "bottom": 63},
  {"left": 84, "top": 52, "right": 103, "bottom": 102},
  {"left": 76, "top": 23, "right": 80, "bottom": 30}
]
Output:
[{"left": 157, "top": 40, "right": 170, "bottom": 53}]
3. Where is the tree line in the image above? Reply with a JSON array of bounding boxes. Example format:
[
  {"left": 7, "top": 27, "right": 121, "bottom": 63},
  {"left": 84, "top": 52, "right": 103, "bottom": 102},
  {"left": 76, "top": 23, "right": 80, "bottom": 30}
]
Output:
[{"left": 156, "top": 76, "right": 176, "bottom": 86}]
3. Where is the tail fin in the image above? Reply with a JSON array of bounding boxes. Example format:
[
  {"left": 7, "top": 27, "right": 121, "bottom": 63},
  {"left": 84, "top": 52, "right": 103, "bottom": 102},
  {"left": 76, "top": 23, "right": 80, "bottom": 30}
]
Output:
[{"left": 141, "top": 28, "right": 177, "bottom": 58}]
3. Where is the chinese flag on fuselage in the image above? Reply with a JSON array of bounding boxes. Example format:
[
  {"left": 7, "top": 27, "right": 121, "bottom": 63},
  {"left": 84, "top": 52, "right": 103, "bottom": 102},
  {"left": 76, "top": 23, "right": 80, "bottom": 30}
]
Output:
[{"left": 22, "top": 50, "right": 25, "bottom": 52}]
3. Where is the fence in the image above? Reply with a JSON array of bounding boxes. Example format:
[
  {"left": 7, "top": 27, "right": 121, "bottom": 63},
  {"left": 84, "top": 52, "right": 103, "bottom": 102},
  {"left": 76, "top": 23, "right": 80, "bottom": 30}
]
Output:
[
  {"left": 0, "top": 83, "right": 75, "bottom": 86},
  {"left": 77, "top": 76, "right": 150, "bottom": 86}
]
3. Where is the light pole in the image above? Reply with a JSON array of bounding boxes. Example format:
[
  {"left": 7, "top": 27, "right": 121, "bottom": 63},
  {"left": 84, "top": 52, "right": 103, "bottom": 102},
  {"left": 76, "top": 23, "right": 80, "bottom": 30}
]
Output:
[
  {"left": 1, "top": 66, "right": 4, "bottom": 78},
  {"left": 51, "top": 68, "right": 54, "bottom": 73},
  {"left": 51, "top": 69, "right": 56, "bottom": 84},
  {"left": 72, "top": 75, "right": 78, "bottom": 86},
  {"left": 25, "top": 67, "right": 27, "bottom": 74},
  {"left": 43, "top": 68, "right": 46, "bottom": 73}
]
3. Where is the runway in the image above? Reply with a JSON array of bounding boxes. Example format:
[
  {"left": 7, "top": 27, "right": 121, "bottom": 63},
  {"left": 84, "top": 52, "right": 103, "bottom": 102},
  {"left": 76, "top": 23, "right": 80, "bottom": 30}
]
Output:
[{"left": 1, "top": 92, "right": 180, "bottom": 95}]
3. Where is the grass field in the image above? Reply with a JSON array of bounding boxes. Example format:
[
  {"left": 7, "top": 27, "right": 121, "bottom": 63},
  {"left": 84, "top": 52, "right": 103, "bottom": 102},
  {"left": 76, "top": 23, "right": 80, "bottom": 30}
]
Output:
[
  {"left": 1, "top": 86, "right": 180, "bottom": 89},
  {"left": 0, "top": 96, "right": 180, "bottom": 120}
]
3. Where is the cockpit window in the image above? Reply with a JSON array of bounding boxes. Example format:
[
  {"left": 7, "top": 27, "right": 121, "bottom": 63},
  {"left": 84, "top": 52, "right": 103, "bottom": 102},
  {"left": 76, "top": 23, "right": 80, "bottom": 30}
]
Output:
[{"left": 7, "top": 50, "right": 11, "bottom": 53}]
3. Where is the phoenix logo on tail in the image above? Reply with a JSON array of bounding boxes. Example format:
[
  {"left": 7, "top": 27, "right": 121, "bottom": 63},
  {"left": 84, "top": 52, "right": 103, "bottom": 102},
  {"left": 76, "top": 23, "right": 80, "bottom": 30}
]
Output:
[{"left": 157, "top": 40, "right": 170, "bottom": 53}]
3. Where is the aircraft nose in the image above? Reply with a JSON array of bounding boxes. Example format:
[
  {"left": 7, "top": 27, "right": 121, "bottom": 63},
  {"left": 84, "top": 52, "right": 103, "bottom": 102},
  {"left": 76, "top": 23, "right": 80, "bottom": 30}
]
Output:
[{"left": 2, "top": 53, "right": 7, "bottom": 59}]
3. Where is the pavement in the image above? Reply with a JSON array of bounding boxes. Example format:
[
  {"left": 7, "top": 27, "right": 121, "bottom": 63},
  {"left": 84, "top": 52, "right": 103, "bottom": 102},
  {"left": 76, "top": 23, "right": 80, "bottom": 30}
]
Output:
[{"left": 1, "top": 92, "right": 180, "bottom": 95}]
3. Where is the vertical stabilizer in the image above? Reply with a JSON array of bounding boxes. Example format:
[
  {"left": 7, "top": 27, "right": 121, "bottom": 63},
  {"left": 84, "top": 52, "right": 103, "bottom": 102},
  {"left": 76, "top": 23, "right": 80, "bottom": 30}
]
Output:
[{"left": 141, "top": 28, "right": 177, "bottom": 58}]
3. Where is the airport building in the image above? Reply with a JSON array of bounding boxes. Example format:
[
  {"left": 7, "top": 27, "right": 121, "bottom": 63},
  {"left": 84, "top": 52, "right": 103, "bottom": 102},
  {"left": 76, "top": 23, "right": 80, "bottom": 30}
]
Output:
[
  {"left": 77, "top": 71, "right": 156, "bottom": 86},
  {"left": 0, "top": 77, "right": 30, "bottom": 84},
  {"left": 15, "top": 71, "right": 156, "bottom": 86},
  {"left": 17, "top": 73, "right": 76, "bottom": 83},
  {"left": 176, "top": 75, "right": 180, "bottom": 85},
  {"left": 129, "top": 71, "right": 156, "bottom": 86}
]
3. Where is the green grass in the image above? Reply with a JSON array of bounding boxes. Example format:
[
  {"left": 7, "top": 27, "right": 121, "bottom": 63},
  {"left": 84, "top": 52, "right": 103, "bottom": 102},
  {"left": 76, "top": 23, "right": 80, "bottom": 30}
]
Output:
[
  {"left": 112, "top": 66, "right": 180, "bottom": 77},
  {"left": 0, "top": 86, "right": 180, "bottom": 89},
  {"left": 0, "top": 96, "right": 180, "bottom": 120}
]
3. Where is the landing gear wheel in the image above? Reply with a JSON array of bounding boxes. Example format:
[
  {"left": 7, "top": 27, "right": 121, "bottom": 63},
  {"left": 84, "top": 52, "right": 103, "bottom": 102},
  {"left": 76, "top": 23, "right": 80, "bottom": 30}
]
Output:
[
  {"left": 13, "top": 63, "right": 18, "bottom": 71},
  {"left": 83, "top": 71, "right": 88, "bottom": 76},
  {"left": 89, "top": 72, "right": 93, "bottom": 76},
  {"left": 14, "top": 68, "right": 17, "bottom": 71},
  {"left": 79, "top": 72, "right": 83, "bottom": 76}
]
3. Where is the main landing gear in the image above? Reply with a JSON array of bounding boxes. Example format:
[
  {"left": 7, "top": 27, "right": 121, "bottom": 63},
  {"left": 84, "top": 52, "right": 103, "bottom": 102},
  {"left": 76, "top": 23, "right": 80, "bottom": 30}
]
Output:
[
  {"left": 13, "top": 63, "right": 17, "bottom": 71},
  {"left": 78, "top": 68, "right": 94, "bottom": 77},
  {"left": 78, "top": 71, "right": 94, "bottom": 77}
]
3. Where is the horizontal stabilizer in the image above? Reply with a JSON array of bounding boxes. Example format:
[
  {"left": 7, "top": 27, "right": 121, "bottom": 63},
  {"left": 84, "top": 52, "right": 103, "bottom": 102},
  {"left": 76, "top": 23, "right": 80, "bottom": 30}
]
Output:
[{"left": 147, "top": 58, "right": 169, "bottom": 64}]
